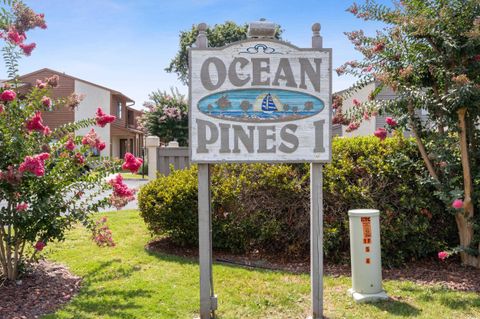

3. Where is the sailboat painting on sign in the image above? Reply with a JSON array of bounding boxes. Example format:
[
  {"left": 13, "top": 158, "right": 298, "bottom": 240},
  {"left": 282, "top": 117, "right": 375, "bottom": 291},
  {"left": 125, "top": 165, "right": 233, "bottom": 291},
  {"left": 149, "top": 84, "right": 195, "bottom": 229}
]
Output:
[
  {"left": 198, "top": 88, "right": 325, "bottom": 123},
  {"left": 261, "top": 93, "right": 277, "bottom": 113}
]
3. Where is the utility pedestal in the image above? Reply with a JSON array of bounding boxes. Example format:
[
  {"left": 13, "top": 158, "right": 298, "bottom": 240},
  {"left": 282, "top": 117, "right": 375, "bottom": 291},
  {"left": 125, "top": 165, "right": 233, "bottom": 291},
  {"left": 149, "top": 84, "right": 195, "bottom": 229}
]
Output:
[{"left": 348, "top": 209, "right": 389, "bottom": 303}]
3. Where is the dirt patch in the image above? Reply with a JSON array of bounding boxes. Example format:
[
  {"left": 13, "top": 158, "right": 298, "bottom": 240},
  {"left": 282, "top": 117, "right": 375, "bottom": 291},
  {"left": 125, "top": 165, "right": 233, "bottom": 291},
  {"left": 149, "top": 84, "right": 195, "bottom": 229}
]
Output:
[
  {"left": 147, "top": 237, "right": 480, "bottom": 293},
  {"left": 0, "top": 260, "right": 81, "bottom": 319}
]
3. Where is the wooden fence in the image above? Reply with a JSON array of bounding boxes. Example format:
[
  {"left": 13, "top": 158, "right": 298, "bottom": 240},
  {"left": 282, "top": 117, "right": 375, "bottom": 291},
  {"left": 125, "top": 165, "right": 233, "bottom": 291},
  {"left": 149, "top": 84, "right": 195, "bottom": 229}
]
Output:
[{"left": 156, "top": 147, "right": 191, "bottom": 176}]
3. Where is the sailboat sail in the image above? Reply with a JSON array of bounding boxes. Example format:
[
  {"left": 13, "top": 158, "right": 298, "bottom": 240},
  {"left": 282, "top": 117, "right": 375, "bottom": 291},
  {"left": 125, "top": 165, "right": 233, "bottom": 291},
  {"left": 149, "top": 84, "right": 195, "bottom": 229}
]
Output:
[{"left": 261, "top": 93, "right": 277, "bottom": 112}]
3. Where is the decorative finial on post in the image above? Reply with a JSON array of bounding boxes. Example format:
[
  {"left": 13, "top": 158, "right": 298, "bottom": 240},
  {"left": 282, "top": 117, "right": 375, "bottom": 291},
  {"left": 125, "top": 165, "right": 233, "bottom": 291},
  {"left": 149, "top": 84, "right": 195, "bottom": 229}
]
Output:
[
  {"left": 312, "top": 22, "right": 323, "bottom": 49},
  {"left": 196, "top": 22, "right": 208, "bottom": 48},
  {"left": 247, "top": 19, "right": 277, "bottom": 39}
]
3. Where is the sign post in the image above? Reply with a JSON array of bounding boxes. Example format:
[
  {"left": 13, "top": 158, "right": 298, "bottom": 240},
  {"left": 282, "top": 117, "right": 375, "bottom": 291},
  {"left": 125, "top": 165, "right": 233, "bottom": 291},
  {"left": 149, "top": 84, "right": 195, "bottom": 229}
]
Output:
[{"left": 189, "top": 20, "right": 332, "bottom": 319}]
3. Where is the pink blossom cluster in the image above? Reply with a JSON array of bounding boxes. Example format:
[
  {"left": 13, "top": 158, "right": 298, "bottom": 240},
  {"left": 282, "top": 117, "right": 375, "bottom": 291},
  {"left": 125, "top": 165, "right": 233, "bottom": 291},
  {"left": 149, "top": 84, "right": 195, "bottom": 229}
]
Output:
[
  {"left": 386, "top": 117, "right": 397, "bottom": 127},
  {"left": 65, "top": 137, "right": 76, "bottom": 151},
  {"left": 452, "top": 199, "right": 463, "bottom": 209},
  {"left": 75, "top": 152, "right": 85, "bottom": 165},
  {"left": 16, "top": 202, "right": 28, "bottom": 212},
  {"left": 41, "top": 96, "right": 51, "bottom": 108},
  {"left": 82, "top": 128, "right": 106, "bottom": 151},
  {"left": 109, "top": 174, "right": 135, "bottom": 198},
  {"left": 0, "top": 89, "right": 16, "bottom": 102},
  {"left": 12, "top": 2, "right": 47, "bottom": 33},
  {"left": 19, "top": 153, "right": 50, "bottom": 177},
  {"left": 108, "top": 174, "right": 136, "bottom": 209},
  {"left": 374, "top": 128, "right": 388, "bottom": 140},
  {"left": 0, "top": 165, "right": 22, "bottom": 184},
  {"left": 2, "top": 26, "right": 36, "bottom": 56},
  {"left": 438, "top": 251, "right": 449, "bottom": 261},
  {"left": 95, "top": 107, "right": 116, "bottom": 127},
  {"left": 346, "top": 122, "right": 360, "bottom": 132},
  {"left": 92, "top": 216, "right": 115, "bottom": 247},
  {"left": 36, "top": 75, "right": 59, "bottom": 89},
  {"left": 121, "top": 152, "right": 143, "bottom": 173},
  {"left": 26, "top": 111, "right": 51, "bottom": 135},
  {"left": 64, "top": 93, "right": 84, "bottom": 110},
  {"left": 34, "top": 241, "right": 46, "bottom": 251},
  {"left": 159, "top": 106, "right": 183, "bottom": 122}
]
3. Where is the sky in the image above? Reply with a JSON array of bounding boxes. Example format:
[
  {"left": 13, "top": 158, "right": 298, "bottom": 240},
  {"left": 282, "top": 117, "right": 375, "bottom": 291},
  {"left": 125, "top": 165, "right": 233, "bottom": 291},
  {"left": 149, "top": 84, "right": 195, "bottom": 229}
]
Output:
[{"left": 2, "top": 0, "right": 391, "bottom": 110}]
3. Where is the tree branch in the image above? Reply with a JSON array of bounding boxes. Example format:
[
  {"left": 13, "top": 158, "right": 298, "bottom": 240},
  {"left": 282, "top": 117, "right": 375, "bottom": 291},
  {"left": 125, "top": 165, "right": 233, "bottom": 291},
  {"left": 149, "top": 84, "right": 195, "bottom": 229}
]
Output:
[{"left": 407, "top": 102, "right": 439, "bottom": 181}]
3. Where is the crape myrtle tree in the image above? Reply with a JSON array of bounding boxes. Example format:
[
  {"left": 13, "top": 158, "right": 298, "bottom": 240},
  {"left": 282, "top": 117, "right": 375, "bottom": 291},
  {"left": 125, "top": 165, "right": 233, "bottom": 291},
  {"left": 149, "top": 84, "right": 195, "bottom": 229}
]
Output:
[
  {"left": 165, "top": 21, "right": 282, "bottom": 85},
  {"left": 336, "top": 0, "right": 480, "bottom": 267},
  {"left": 139, "top": 88, "right": 189, "bottom": 146},
  {"left": 0, "top": 1, "right": 143, "bottom": 280}
]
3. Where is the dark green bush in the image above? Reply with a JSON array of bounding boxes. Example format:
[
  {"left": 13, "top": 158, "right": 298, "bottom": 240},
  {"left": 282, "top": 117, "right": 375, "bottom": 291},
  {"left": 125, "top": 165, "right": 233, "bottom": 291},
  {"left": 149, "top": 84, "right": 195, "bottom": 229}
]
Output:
[{"left": 138, "top": 136, "right": 457, "bottom": 266}]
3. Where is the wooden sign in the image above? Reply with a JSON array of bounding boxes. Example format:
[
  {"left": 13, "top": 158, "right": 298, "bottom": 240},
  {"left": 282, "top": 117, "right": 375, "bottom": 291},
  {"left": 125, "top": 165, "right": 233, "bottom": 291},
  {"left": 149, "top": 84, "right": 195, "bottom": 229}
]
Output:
[
  {"left": 189, "top": 39, "right": 332, "bottom": 163},
  {"left": 190, "top": 21, "right": 331, "bottom": 319}
]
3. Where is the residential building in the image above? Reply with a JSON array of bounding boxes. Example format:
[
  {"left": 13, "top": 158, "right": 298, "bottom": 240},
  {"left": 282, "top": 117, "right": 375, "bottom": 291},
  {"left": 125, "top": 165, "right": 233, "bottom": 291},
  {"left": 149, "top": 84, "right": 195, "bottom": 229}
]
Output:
[
  {"left": 333, "top": 81, "right": 397, "bottom": 137},
  {"left": 334, "top": 82, "right": 430, "bottom": 137},
  {"left": 17, "top": 68, "right": 144, "bottom": 158}
]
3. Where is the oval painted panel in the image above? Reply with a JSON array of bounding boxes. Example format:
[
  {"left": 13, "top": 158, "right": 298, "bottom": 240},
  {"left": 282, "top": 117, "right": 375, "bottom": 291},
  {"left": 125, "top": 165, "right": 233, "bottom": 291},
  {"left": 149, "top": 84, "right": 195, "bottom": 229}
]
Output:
[{"left": 197, "top": 89, "right": 324, "bottom": 123}]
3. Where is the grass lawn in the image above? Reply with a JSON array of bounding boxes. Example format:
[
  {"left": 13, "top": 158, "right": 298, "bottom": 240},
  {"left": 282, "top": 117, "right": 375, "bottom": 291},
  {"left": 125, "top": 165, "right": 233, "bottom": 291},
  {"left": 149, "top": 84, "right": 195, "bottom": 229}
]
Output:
[
  {"left": 43, "top": 210, "right": 480, "bottom": 319},
  {"left": 120, "top": 172, "right": 146, "bottom": 180}
]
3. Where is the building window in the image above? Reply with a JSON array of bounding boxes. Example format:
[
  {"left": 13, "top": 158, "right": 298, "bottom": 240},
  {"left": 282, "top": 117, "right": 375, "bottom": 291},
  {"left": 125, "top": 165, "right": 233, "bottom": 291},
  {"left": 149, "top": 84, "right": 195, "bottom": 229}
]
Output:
[{"left": 117, "top": 101, "right": 122, "bottom": 119}]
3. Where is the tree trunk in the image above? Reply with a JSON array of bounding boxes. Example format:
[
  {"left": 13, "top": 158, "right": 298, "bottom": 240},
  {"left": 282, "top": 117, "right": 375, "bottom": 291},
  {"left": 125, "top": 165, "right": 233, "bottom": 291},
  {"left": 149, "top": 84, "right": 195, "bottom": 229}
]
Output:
[
  {"left": 407, "top": 102, "right": 439, "bottom": 181},
  {"left": 457, "top": 108, "right": 479, "bottom": 268}
]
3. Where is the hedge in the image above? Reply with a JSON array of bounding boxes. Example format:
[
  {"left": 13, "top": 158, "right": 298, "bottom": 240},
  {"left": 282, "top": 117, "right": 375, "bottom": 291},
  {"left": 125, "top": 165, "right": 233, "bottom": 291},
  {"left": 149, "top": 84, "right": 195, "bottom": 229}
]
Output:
[{"left": 138, "top": 136, "right": 457, "bottom": 266}]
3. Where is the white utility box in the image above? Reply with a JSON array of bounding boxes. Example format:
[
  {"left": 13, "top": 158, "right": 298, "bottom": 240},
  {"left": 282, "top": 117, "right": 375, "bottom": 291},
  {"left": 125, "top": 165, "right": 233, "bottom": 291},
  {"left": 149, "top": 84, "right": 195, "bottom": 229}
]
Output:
[{"left": 348, "top": 209, "right": 389, "bottom": 303}]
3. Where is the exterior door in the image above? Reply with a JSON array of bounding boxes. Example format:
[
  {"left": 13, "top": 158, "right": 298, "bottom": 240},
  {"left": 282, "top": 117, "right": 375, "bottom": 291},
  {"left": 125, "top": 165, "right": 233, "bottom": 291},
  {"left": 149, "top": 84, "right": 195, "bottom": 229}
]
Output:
[{"left": 120, "top": 139, "right": 127, "bottom": 159}]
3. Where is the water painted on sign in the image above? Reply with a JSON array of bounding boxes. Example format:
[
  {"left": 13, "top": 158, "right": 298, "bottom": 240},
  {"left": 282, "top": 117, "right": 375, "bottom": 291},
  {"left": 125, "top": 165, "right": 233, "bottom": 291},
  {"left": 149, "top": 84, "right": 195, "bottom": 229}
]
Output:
[{"left": 198, "top": 89, "right": 325, "bottom": 122}]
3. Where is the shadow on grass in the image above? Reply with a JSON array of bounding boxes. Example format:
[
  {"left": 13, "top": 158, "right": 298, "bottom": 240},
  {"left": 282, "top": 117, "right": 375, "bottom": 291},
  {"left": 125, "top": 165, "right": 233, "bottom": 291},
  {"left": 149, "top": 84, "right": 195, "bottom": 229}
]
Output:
[
  {"left": 372, "top": 299, "right": 421, "bottom": 317},
  {"left": 45, "top": 259, "right": 153, "bottom": 319}
]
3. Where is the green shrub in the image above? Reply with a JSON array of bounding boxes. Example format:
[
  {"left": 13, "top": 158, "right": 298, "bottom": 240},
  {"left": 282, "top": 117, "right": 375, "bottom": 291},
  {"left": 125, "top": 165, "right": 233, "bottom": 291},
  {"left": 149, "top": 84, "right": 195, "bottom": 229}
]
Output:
[{"left": 138, "top": 136, "right": 456, "bottom": 266}]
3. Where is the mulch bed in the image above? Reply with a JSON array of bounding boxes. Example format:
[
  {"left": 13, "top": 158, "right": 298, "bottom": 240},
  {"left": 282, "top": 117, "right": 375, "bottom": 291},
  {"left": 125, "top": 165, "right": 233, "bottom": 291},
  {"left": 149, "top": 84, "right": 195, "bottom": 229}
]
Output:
[
  {"left": 0, "top": 260, "right": 81, "bottom": 319},
  {"left": 147, "top": 237, "right": 480, "bottom": 293}
]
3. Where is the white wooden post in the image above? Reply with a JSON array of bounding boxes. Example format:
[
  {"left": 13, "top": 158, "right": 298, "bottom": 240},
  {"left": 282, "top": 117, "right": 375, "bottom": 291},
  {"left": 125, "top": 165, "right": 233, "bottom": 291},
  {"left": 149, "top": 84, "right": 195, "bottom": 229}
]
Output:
[
  {"left": 145, "top": 136, "right": 160, "bottom": 180},
  {"left": 196, "top": 23, "right": 216, "bottom": 319},
  {"left": 310, "top": 23, "right": 324, "bottom": 319}
]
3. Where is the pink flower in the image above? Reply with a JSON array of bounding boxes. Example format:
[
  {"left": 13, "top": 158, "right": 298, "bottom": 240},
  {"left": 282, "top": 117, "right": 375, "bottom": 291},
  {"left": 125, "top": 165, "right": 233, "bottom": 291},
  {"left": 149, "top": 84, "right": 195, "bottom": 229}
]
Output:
[
  {"left": 353, "top": 99, "right": 361, "bottom": 107},
  {"left": 474, "top": 55, "right": 480, "bottom": 62},
  {"left": 438, "top": 251, "right": 449, "bottom": 261},
  {"left": 6, "top": 27, "right": 25, "bottom": 45},
  {"left": 41, "top": 96, "right": 51, "bottom": 108},
  {"left": 347, "top": 3, "right": 359, "bottom": 15},
  {"left": 374, "top": 128, "right": 388, "bottom": 140},
  {"left": 122, "top": 152, "right": 143, "bottom": 173},
  {"left": 19, "top": 42, "right": 36, "bottom": 56},
  {"left": 36, "top": 79, "right": 46, "bottom": 89},
  {"left": 65, "top": 137, "right": 75, "bottom": 151},
  {"left": 19, "top": 153, "right": 50, "bottom": 177},
  {"left": 43, "top": 126, "right": 51, "bottom": 136},
  {"left": 346, "top": 122, "right": 360, "bottom": 132},
  {"left": 82, "top": 128, "right": 105, "bottom": 151},
  {"left": 108, "top": 174, "right": 135, "bottom": 198},
  {"left": 75, "top": 152, "right": 85, "bottom": 164},
  {"left": 95, "top": 107, "right": 116, "bottom": 127},
  {"left": 0, "top": 90, "right": 16, "bottom": 102},
  {"left": 372, "top": 42, "right": 385, "bottom": 53},
  {"left": 34, "top": 241, "right": 46, "bottom": 251},
  {"left": 16, "top": 202, "right": 28, "bottom": 212},
  {"left": 386, "top": 117, "right": 397, "bottom": 127},
  {"left": 452, "top": 199, "right": 463, "bottom": 209},
  {"left": 26, "top": 111, "right": 45, "bottom": 132},
  {"left": 363, "top": 65, "right": 373, "bottom": 72},
  {"left": 46, "top": 75, "right": 59, "bottom": 88}
]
